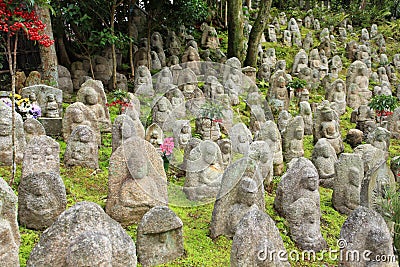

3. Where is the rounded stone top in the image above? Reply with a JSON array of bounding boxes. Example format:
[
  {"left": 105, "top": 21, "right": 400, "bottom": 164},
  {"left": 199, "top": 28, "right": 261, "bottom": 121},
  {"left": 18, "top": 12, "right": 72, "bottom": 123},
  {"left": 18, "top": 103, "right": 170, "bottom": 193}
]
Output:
[{"left": 139, "top": 206, "right": 183, "bottom": 234}]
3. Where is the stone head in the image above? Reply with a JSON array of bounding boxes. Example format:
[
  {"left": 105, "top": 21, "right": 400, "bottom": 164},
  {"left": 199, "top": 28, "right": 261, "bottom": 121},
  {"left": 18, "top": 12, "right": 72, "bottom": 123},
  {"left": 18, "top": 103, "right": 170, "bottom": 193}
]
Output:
[
  {"left": 238, "top": 176, "right": 258, "bottom": 206},
  {"left": 84, "top": 87, "right": 98, "bottom": 105},
  {"left": 301, "top": 166, "right": 318, "bottom": 191},
  {"left": 24, "top": 120, "right": 35, "bottom": 134},
  {"left": 77, "top": 127, "right": 93, "bottom": 143},
  {"left": 47, "top": 94, "right": 55, "bottom": 102},
  {"left": 71, "top": 109, "right": 84, "bottom": 123},
  {"left": 127, "top": 153, "right": 149, "bottom": 179},
  {"left": 201, "top": 141, "right": 218, "bottom": 165}
]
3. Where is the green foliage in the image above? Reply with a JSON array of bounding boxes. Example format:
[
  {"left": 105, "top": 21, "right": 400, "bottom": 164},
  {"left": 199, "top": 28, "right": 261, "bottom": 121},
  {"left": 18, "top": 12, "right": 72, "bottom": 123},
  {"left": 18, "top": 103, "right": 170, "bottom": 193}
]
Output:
[
  {"left": 375, "top": 185, "right": 400, "bottom": 259},
  {"left": 200, "top": 101, "right": 224, "bottom": 121},
  {"left": 19, "top": 227, "right": 40, "bottom": 266},
  {"left": 287, "top": 77, "right": 307, "bottom": 91},
  {"left": 369, "top": 94, "right": 399, "bottom": 112}
]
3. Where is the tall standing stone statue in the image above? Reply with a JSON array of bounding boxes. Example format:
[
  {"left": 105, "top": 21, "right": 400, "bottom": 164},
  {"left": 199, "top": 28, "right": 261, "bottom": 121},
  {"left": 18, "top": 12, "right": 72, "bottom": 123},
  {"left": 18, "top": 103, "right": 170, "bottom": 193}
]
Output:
[
  {"left": 388, "top": 107, "right": 400, "bottom": 139},
  {"left": 311, "top": 138, "right": 337, "bottom": 188},
  {"left": 183, "top": 140, "right": 224, "bottom": 202},
  {"left": 274, "top": 157, "right": 327, "bottom": 251},
  {"left": 313, "top": 101, "right": 344, "bottom": 154},
  {"left": 326, "top": 79, "right": 346, "bottom": 116},
  {"left": 0, "top": 178, "right": 20, "bottom": 267},
  {"left": 339, "top": 206, "right": 396, "bottom": 267},
  {"left": 210, "top": 141, "right": 271, "bottom": 239},
  {"left": 62, "top": 102, "right": 101, "bottom": 145},
  {"left": 354, "top": 144, "right": 395, "bottom": 210},
  {"left": 27, "top": 201, "right": 137, "bottom": 267},
  {"left": 346, "top": 60, "right": 371, "bottom": 109},
  {"left": 106, "top": 137, "right": 168, "bottom": 226},
  {"left": 231, "top": 209, "right": 290, "bottom": 267},
  {"left": 229, "top": 123, "right": 253, "bottom": 156},
  {"left": 76, "top": 80, "right": 111, "bottom": 132},
  {"left": 18, "top": 172, "right": 67, "bottom": 230},
  {"left": 64, "top": 125, "right": 99, "bottom": 170},
  {"left": 332, "top": 153, "right": 363, "bottom": 215},
  {"left": 137, "top": 206, "right": 183, "bottom": 267},
  {"left": 299, "top": 101, "right": 313, "bottom": 135},
  {"left": 112, "top": 114, "right": 145, "bottom": 152},
  {"left": 282, "top": 116, "right": 304, "bottom": 162},
  {"left": 22, "top": 135, "right": 60, "bottom": 179},
  {"left": 254, "top": 120, "right": 284, "bottom": 176}
]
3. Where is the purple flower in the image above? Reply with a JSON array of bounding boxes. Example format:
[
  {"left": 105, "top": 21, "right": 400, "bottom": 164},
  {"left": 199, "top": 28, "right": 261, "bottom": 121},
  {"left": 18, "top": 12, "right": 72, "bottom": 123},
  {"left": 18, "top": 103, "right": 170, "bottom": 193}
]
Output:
[
  {"left": 160, "top": 137, "right": 175, "bottom": 156},
  {"left": 1, "top": 97, "right": 12, "bottom": 107},
  {"left": 29, "top": 104, "right": 42, "bottom": 119}
]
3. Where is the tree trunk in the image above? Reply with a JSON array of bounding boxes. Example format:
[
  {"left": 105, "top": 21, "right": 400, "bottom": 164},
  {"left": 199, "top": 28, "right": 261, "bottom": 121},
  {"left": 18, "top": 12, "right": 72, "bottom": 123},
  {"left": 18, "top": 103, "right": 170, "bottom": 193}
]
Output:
[
  {"left": 6, "top": 33, "right": 17, "bottom": 186},
  {"left": 110, "top": 0, "right": 121, "bottom": 90},
  {"left": 56, "top": 37, "right": 71, "bottom": 68},
  {"left": 53, "top": 13, "right": 71, "bottom": 68},
  {"left": 35, "top": 6, "right": 58, "bottom": 87},
  {"left": 128, "top": 0, "right": 135, "bottom": 79},
  {"left": 227, "top": 0, "right": 245, "bottom": 63},
  {"left": 244, "top": 0, "right": 272, "bottom": 67}
]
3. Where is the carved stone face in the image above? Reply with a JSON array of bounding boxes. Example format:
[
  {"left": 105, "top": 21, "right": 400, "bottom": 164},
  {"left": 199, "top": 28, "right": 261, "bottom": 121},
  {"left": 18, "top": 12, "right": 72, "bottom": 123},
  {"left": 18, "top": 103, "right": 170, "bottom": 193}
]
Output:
[
  {"left": 202, "top": 143, "right": 217, "bottom": 165},
  {"left": 24, "top": 121, "right": 35, "bottom": 134},
  {"left": 72, "top": 109, "right": 84, "bottom": 123},
  {"left": 47, "top": 94, "right": 55, "bottom": 102},
  {"left": 85, "top": 88, "right": 98, "bottom": 105},
  {"left": 158, "top": 100, "right": 168, "bottom": 112},
  {"left": 302, "top": 167, "right": 319, "bottom": 191},
  {"left": 128, "top": 154, "right": 148, "bottom": 179},
  {"left": 78, "top": 128, "right": 92, "bottom": 143}
]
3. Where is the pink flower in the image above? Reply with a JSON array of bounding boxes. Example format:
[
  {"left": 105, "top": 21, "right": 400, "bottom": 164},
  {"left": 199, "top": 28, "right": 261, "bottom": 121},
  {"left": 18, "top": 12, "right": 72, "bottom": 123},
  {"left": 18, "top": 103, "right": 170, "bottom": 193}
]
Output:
[{"left": 160, "top": 137, "right": 174, "bottom": 156}]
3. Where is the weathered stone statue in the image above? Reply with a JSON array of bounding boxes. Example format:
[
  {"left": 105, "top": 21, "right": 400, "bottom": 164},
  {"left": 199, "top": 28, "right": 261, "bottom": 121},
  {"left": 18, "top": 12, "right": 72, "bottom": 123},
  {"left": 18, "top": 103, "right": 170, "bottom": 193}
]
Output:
[
  {"left": 332, "top": 153, "right": 363, "bottom": 215},
  {"left": 64, "top": 125, "right": 99, "bottom": 169},
  {"left": 326, "top": 79, "right": 346, "bottom": 115},
  {"left": 62, "top": 102, "right": 100, "bottom": 145},
  {"left": 231, "top": 209, "right": 290, "bottom": 267},
  {"left": 106, "top": 137, "right": 168, "bottom": 226},
  {"left": 18, "top": 172, "right": 67, "bottom": 230},
  {"left": 23, "top": 118, "right": 45, "bottom": 144},
  {"left": 339, "top": 207, "right": 396, "bottom": 267},
  {"left": 311, "top": 138, "right": 337, "bottom": 188},
  {"left": 0, "top": 178, "right": 20, "bottom": 266},
  {"left": 27, "top": 201, "right": 137, "bottom": 266},
  {"left": 299, "top": 101, "right": 313, "bottom": 135},
  {"left": 183, "top": 140, "right": 224, "bottom": 202},
  {"left": 137, "top": 206, "right": 183, "bottom": 267},
  {"left": 282, "top": 116, "right": 304, "bottom": 162},
  {"left": 274, "top": 157, "right": 327, "bottom": 251},
  {"left": 313, "top": 102, "right": 344, "bottom": 154},
  {"left": 211, "top": 141, "right": 272, "bottom": 239},
  {"left": 77, "top": 84, "right": 111, "bottom": 132},
  {"left": 254, "top": 120, "right": 284, "bottom": 176},
  {"left": 0, "top": 101, "right": 25, "bottom": 165}
]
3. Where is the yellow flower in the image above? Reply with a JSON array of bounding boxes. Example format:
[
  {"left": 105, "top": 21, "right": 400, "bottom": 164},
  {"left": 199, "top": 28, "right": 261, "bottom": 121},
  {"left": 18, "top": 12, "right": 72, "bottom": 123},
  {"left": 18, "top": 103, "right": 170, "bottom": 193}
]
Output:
[{"left": 9, "top": 93, "right": 22, "bottom": 100}]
